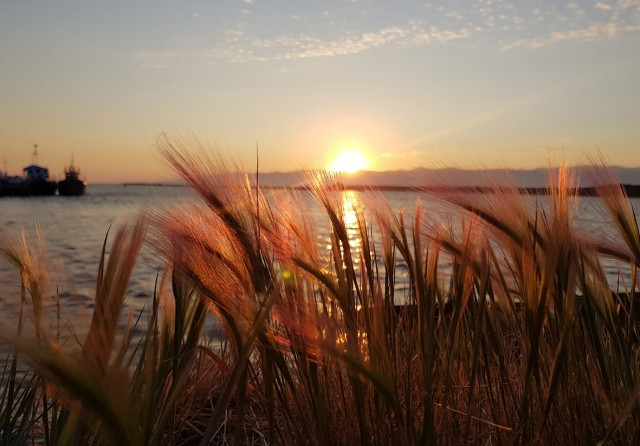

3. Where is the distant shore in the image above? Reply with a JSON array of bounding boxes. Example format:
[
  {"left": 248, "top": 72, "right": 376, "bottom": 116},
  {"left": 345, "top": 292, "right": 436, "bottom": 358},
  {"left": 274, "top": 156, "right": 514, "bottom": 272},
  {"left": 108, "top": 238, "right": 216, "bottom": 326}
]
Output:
[{"left": 122, "top": 182, "right": 640, "bottom": 197}]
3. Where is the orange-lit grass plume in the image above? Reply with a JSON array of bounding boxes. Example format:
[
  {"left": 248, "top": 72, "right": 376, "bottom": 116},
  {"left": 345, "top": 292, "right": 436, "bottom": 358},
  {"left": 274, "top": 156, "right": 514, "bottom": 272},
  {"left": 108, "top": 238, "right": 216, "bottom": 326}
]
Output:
[{"left": 2, "top": 140, "right": 640, "bottom": 445}]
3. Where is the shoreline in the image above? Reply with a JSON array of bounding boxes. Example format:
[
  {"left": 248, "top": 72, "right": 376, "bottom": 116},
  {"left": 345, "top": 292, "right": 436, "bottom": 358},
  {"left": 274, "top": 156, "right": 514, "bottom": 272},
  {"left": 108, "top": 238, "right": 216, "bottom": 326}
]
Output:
[{"left": 122, "top": 182, "right": 640, "bottom": 197}]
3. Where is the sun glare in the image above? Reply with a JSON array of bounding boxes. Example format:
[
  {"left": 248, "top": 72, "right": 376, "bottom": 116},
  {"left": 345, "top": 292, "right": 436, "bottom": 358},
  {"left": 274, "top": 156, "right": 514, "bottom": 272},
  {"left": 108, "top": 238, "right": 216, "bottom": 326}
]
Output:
[{"left": 327, "top": 149, "right": 369, "bottom": 174}]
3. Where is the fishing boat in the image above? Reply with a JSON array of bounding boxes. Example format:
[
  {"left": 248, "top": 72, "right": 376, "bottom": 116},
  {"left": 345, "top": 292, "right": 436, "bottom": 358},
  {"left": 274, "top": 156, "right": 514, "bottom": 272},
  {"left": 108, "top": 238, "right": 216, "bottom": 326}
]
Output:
[{"left": 58, "top": 161, "right": 87, "bottom": 196}]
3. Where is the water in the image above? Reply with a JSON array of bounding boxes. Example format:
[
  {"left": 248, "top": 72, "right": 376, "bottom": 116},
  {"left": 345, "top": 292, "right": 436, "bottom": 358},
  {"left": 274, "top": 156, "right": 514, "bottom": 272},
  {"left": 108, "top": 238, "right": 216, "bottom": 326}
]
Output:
[
  {"left": 1, "top": 185, "right": 191, "bottom": 299},
  {"left": 1, "top": 184, "right": 639, "bottom": 337},
  {"left": 0, "top": 185, "right": 194, "bottom": 337}
]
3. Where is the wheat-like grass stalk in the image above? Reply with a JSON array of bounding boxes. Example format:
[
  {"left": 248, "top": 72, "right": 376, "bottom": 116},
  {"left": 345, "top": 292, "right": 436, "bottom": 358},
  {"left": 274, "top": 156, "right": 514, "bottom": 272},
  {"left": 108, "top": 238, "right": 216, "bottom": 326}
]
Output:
[{"left": 2, "top": 141, "right": 640, "bottom": 444}]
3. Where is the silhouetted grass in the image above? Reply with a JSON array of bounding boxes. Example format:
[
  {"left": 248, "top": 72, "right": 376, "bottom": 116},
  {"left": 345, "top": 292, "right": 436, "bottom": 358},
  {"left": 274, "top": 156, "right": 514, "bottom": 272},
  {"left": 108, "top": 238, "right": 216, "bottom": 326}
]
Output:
[{"left": 1, "top": 139, "right": 640, "bottom": 444}]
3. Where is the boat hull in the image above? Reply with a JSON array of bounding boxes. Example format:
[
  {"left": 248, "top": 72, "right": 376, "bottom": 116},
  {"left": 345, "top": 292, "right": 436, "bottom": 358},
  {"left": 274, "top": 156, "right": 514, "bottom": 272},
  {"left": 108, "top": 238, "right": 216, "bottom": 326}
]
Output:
[
  {"left": 28, "top": 180, "right": 57, "bottom": 196},
  {"left": 0, "top": 182, "right": 30, "bottom": 196},
  {"left": 58, "top": 178, "right": 87, "bottom": 196}
]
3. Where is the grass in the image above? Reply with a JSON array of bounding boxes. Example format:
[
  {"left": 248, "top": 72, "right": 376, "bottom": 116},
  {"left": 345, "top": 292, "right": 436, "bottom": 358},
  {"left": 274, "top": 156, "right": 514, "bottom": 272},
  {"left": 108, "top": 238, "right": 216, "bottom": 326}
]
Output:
[{"left": 1, "top": 138, "right": 640, "bottom": 444}]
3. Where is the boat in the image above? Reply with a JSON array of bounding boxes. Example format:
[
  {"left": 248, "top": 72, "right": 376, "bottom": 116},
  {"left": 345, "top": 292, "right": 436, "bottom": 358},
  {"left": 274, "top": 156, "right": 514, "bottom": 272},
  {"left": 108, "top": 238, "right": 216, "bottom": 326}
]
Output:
[
  {"left": 25, "top": 144, "right": 57, "bottom": 196},
  {"left": 58, "top": 161, "right": 87, "bottom": 196},
  {"left": 0, "top": 166, "right": 57, "bottom": 196},
  {"left": 0, "top": 171, "right": 30, "bottom": 196},
  {"left": 0, "top": 145, "right": 57, "bottom": 197},
  {"left": 23, "top": 164, "right": 57, "bottom": 196}
]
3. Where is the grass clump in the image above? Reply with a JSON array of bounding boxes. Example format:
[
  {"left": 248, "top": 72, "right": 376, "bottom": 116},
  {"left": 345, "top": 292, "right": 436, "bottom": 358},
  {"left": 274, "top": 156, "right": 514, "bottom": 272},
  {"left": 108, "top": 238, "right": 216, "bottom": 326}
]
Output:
[{"left": 1, "top": 138, "right": 640, "bottom": 445}]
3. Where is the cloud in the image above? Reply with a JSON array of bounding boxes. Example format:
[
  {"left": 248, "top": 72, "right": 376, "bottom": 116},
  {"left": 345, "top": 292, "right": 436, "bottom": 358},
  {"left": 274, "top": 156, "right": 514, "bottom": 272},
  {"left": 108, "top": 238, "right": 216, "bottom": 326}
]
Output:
[
  {"left": 502, "top": 22, "right": 640, "bottom": 50},
  {"left": 617, "top": 0, "right": 640, "bottom": 9},
  {"left": 134, "top": 0, "right": 640, "bottom": 65},
  {"left": 211, "top": 21, "right": 470, "bottom": 62},
  {"left": 501, "top": 0, "right": 640, "bottom": 50},
  {"left": 595, "top": 2, "right": 613, "bottom": 11}
]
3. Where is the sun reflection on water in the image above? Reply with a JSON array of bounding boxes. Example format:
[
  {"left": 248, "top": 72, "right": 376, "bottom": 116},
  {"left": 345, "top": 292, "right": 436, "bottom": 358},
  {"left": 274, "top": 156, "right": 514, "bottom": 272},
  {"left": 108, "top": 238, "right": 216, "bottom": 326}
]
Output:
[
  {"left": 323, "top": 190, "right": 363, "bottom": 259},
  {"left": 341, "top": 190, "right": 360, "bottom": 243}
]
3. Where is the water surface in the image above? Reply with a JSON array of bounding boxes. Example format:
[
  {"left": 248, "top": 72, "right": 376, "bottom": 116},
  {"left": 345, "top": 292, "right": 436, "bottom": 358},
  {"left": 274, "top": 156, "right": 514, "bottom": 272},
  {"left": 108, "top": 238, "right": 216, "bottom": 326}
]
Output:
[{"left": 1, "top": 184, "right": 638, "bottom": 338}]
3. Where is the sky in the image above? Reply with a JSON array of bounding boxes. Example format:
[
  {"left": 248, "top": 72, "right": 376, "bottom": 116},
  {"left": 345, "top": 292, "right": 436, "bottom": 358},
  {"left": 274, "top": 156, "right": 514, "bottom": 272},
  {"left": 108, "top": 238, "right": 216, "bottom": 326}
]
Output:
[{"left": 1, "top": 0, "right": 639, "bottom": 183}]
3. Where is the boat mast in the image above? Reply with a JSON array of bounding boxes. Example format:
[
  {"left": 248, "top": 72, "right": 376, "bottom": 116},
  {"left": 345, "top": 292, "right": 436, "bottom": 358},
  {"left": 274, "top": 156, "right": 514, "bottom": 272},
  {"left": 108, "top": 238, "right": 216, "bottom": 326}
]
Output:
[{"left": 32, "top": 144, "right": 38, "bottom": 165}]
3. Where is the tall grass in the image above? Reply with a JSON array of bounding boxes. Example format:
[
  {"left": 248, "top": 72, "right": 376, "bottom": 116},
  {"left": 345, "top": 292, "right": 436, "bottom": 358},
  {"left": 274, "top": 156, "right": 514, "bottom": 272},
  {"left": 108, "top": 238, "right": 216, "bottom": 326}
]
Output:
[{"left": 2, "top": 139, "right": 640, "bottom": 444}]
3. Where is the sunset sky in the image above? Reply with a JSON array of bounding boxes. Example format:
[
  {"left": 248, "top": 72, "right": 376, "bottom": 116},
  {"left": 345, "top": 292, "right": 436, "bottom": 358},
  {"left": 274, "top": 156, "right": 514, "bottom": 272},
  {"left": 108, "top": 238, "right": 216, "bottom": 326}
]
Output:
[{"left": 1, "top": 0, "right": 639, "bottom": 183}]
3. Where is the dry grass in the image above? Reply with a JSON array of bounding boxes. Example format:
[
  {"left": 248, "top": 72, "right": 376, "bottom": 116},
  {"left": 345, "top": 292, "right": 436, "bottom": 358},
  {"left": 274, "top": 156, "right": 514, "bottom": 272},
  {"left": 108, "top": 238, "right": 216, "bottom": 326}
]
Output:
[{"left": 1, "top": 139, "right": 640, "bottom": 445}]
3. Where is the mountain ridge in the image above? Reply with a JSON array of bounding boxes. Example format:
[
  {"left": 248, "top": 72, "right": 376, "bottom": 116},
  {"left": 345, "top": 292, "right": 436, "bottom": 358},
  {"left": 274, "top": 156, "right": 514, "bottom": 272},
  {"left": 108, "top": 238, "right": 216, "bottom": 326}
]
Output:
[{"left": 242, "top": 166, "right": 640, "bottom": 188}]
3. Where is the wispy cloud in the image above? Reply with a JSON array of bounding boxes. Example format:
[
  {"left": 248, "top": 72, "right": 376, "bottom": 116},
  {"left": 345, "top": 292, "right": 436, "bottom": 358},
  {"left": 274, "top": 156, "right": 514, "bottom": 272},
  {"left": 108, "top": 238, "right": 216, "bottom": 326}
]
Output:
[
  {"left": 133, "top": 0, "right": 640, "bottom": 66},
  {"left": 502, "top": 22, "right": 640, "bottom": 50},
  {"left": 595, "top": 2, "right": 613, "bottom": 11},
  {"left": 502, "top": 0, "right": 640, "bottom": 50},
  {"left": 210, "top": 20, "right": 470, "bottom": 62}
]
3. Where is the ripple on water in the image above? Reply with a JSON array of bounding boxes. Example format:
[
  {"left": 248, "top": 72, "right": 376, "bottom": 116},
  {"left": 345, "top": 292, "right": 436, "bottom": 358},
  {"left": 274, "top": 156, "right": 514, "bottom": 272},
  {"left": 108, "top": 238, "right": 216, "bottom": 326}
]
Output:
[{"left": 1, "top": 186, "right": 639, "bottom": 345}]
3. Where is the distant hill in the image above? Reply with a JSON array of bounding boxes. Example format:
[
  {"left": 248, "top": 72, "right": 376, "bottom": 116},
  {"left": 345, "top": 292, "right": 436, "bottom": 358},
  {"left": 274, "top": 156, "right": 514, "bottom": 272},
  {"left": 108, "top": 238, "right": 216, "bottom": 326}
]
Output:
[{"left": 245, "top": 166, "right": 640, "bottom": 188}]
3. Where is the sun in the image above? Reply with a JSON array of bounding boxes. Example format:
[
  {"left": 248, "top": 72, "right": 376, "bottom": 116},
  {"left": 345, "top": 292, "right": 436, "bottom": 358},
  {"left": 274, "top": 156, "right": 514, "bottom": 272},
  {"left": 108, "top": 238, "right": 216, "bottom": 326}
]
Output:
[{"left": 327, "top": 148, "right": 369, "bottom": 174}]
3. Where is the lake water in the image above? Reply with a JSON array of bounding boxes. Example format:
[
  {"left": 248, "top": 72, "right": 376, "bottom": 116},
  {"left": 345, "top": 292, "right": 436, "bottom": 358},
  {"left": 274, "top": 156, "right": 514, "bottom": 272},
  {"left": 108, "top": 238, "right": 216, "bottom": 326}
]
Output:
[{"left": 1, "top": 184, "right": 639, "bottom": 338}]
